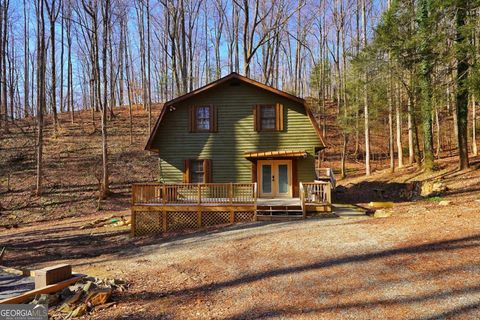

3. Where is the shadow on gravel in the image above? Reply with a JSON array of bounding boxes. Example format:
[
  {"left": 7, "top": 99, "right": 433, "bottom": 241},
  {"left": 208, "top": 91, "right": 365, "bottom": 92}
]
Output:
[{"left": 120, "top": 234, "right": 480, "bottom": 319}]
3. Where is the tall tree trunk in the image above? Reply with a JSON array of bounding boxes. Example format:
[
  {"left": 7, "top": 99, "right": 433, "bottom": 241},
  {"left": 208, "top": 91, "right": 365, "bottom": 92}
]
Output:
[
  {"left": 60, "top": 2, "right": 64, "bottom": 114},
  {"left": 65, "top": 0, "right": 73, "bottom": 123},
  {"left": 408, "top": 91, "right": 414, "bottom": 164},
  {"left": 204, "top": 2, "right": 209, "bottom": 83},
  {"left": 146, "top": 0, "right": 152, "bottom": 133},
  {"left": 135, "top": 0, "right": 147, "bottom": 112},
  {"left": 23, "top": 0, "right": 29, "bottom": 118},
  {"left": 1, "top": 0, "right": 8, "bottom": 130},
  {"left": 434, "top": 106, "right": 441, "bottom": 156},
  {"left": 386, "top": 0, "right": 394, "bottom": 173},
  {"left": 118, "top": 14, "right": 124, "bottom": 108},
  {"left": 101, "top": 0, "right": 110, "bottom": 198},
  {"left": 417, "top": 0, "right": 435, "bottom": 171},
  {"left": 396, "top": 83, "right": 403, "bottom": 167},
  {"left": 46, "top": 0, "right": 59, "bottom": 133},
  {"left": 36, "top": 0, "right": 46, "bottom": 196},
  {"left": 388, "top": 67, "right": 394, "bottom": 172},
  {"left": 473, "top": 94, "right": 478, "bottom": 156},
  {"left": 362, "top": 0, "right": 371, "bottom": 175},
  {"left": 234, "top": 4, "right": 239, "bottom": 73},
  {"left": 124, "top": 19, "right": 133, "bottom": 144},
  {"left": 7, "top": 26, "right": 14, "bottom": 122},
  {"left": 179, "top": 0, "right": 188, "bottom": 92},
  {"left": 108, "top": 21, "right": 115, "bottom": 119},
  {"left": 455, "top": 0, "right": 469, "bottom": 169}
]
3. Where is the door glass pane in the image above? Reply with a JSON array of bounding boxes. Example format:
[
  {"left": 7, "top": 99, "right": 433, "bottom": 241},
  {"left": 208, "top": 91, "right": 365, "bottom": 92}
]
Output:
[
  {"left": 262, "top": 165, "right": 272, "bottom": 194},
  {"left": 278, "top": 164, "right": 288, "bottom": 194}
]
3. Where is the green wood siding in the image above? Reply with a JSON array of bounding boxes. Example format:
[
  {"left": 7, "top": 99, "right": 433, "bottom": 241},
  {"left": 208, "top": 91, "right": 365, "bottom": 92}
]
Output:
[{"left": 152, "top": 81, "right": 322, "bottom": 183}]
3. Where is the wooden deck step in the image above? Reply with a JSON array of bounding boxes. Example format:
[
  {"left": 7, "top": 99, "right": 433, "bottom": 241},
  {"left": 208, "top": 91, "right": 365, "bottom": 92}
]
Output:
[
  {"left": 256, "top": 205, "right": 303, "bottom": 217},
  {"left": 257, "top": 205, "right": 302, "bottom": 210},
  {"left": 256, "top": 215, "right": 304, "bottom": 221}
]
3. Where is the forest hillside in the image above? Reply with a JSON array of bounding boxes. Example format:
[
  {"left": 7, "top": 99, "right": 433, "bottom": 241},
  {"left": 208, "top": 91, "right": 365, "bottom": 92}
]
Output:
[
  {"left": 1, "top": 103, "right": 478, "bottom": 227},
  {"left": 0, "top": 107, "right": 160, "bottom": 226}
]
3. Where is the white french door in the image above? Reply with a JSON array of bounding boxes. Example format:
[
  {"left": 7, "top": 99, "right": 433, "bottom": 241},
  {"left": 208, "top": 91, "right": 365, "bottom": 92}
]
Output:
[{"left": 258, "top": 160, "right": 292, "bottom": 198}]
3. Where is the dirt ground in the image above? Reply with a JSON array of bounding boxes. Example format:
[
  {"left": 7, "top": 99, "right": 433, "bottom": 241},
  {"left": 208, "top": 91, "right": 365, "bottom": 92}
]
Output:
[
  {"left": 2, "top": 160, "right": 480, "bottom": 319},
  {"left": 2, "top": 201, "right": 480, "bottom": 319}
]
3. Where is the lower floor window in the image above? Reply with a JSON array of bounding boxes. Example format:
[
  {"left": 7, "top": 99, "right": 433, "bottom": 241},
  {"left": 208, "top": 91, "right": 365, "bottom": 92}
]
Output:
[
  {"left": 190, "top": 160, "right": 205, "bottom": 183},
  {"left": 184, "top": 159, "right": 211, "bottom": 183}
]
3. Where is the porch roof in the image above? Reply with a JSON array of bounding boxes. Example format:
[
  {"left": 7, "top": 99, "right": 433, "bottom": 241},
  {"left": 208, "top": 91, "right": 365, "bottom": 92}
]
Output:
[{"left": 244, "top": 150, "right": 307, "bottom": 159}]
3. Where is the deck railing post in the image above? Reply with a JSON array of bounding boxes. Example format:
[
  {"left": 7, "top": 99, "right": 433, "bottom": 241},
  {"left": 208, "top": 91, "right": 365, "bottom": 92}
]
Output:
[
  {"left": 326, "top": 182, "right": 332, "bottom": 211},
  {"left": 229, "top": 183, "right": 233, "bottom": 204},
  {"left": 162, "top": 184, "right": 167, "bottom": 205},
  {"left": 253, "top": 183, "right": 258, "bottom": 221},
  {"left": 300, "top": 182, "right": 306, "bottom": 217},
  {"left": 198, "top": 184, "right": 202, "bottom": 204}
]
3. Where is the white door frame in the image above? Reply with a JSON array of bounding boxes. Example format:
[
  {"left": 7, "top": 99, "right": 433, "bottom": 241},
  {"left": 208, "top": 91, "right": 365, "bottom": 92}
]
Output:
[{"left": 257, "top": 160, "right": 292, "bottom": 198}]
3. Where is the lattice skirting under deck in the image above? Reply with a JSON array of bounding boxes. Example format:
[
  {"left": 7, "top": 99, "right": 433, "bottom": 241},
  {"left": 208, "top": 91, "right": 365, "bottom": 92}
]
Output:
[{"left": 132, "top": 209, "right": 255, "bottom": 236}]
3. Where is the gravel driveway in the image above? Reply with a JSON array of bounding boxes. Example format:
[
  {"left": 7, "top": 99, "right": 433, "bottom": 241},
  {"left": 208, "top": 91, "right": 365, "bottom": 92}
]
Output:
[{"left": 92, "top": 203, "right": 480, "bottom": 320}]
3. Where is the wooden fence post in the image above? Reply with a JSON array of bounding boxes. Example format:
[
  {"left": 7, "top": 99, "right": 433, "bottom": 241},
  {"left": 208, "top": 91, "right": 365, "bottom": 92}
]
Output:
[
  {"left": 326, "top": 183, "right": 332, "bottom": 212},
  {"left": 197, "top": 184, "right": 203, "bottom": 227},
  {"left": 162, "top": 184, "right": 167, "bottom": 232},
  {"left": 229, "top": 183, "right": 234, "bottom": 223},
  {"left": 198, "top": 184, "right": 202, "bottom": 204}
]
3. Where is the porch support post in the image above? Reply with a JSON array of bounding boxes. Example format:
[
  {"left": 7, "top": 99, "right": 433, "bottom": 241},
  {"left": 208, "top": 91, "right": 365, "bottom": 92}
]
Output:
[{"left": 292, "top": 158, "right": 298, "bottom": 197}]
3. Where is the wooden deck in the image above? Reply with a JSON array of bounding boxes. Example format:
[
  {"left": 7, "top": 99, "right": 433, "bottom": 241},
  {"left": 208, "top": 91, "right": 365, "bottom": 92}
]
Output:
[{"left": 131, "top": 182, "right": 332, "bottom": 236}]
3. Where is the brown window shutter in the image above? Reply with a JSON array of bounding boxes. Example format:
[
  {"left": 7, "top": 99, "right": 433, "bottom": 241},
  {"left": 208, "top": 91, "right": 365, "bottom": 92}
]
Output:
[
  {"left": 188, "top": 106, "right": 195, "bottom": 132},
  {"left": 211, "top": 105, "right": 218, "bottom": 132},
  {"left": 275, "top": 103, "right": 284, "bottom": 131},
  {"left": 253, "top": 105, "right": 260, "bottom": 132},
  {"left": 203, "top": 159, "right": 212, "bottom": 183},
  {"left": 183, "top": 160, "right": 191, "bottom": 183}
]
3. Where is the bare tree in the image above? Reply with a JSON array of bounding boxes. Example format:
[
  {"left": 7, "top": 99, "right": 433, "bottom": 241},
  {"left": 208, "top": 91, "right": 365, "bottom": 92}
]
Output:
[
  {"left": 35, "top": 0, "right": 47, "bottom": 195},
  {"left": 45, "top": 0, "right": 61, "bottom": 133},
  {"left": 362, "top": 0, "right": 370, "bottom": 176},
  {"left": 122, "top": 12, "right": 134, "bottom": 144},
  {"left": 0, "top": 0, "right": 9, "bottom": 130},
  {"left": 23, "top": 0, "right": 30, "bottom": 118},
  {"left": 101, "top": 0, "right": 111, "bottom": 197},
  {"left": 6, "top": 22, "right": 14, "bottom": 122},
  {"left": 236, "top": 0, "right": 293, "bottom": 77},
  {"left": 60, "top": 0, "right": 65, "bottom": 113},
  {"left": 135, "top": 0, "right": 148, "bottom": 117},
  {"left": 65, "top": 0, "right": 74, "bottom": 123}
]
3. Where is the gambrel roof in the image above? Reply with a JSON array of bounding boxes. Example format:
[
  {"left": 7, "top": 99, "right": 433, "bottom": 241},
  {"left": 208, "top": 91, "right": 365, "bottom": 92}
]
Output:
[{"left": 145, "top": 72, "right": 325, "bottom": 151}]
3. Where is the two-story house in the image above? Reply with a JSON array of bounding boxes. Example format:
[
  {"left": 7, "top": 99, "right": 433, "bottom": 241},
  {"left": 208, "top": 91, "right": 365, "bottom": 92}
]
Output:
[{"left": 145, "top": 72, "right": 325, "bottom": 199}]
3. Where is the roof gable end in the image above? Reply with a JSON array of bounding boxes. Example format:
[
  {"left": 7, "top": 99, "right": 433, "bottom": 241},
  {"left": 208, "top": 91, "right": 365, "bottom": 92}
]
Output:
[{"left": 145, "top": 72, "right": 325, "bottom": 150}]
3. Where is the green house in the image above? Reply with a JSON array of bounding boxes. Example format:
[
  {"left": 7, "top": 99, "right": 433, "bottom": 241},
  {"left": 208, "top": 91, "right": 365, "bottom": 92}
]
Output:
[{"left": 145, "top": 72, "right": 326, "bottom": 198}]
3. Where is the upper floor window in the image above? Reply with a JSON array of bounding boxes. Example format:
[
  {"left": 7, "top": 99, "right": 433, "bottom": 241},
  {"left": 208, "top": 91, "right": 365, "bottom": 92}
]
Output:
[
  {"left": 254, "top": 103, "right": 284, "bottom": 132},
  {"left": 260, "top": 105, "right": 276, "bottom": 131},
  {"left": 189, "top": 105, "right": 217, "bottom": 132},
  {"left": 196, "top": 106, "right": 211, "bottom": 131}
]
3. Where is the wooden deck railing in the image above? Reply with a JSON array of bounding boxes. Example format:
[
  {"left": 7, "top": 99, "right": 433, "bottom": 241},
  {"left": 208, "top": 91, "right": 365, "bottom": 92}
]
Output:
[
  {"left": 131, "top": 183, "right": 258, "bottom": 236},
  {"left": 132, "top": 183, "right": 257, "bottom": 206},
  {"left": 300, "top": 181, "right": 332, "bottom": 216}
]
